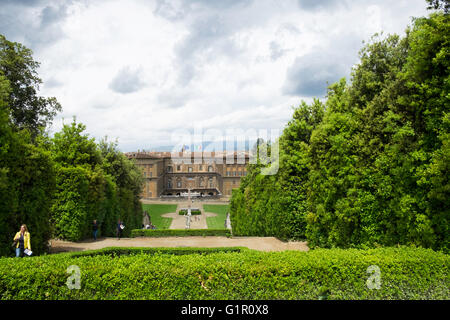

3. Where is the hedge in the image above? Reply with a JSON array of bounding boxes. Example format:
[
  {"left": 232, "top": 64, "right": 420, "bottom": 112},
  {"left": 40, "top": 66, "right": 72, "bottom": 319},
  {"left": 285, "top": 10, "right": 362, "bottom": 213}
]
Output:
[
  {"left": 0, "top": 247, "right": 448, "bottom": 299},
  {"left": 131, "top": 229, "right": 231, "bottom": 237},
  {"left": 178, "top": 209, "right": 201, "bottom": 215},
  {"left": 67, "top": 246, "right": 245, "bottom": 257}
]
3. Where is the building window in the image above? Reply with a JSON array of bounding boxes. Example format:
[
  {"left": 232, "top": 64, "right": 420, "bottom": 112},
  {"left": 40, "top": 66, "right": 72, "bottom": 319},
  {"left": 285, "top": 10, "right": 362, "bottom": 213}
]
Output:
[
  {"left": 199, "top": 165, "right": 203, "bottom": 171},
  {"left": 144, "top": 172, "right": 146, "bottom": 178},
  {"left": 149, "top": 191, "right": 152, "bottom": 197},
  {"left": 167, "top": 166, "right": 173, "bottom": 173},
  {"left": 188, "top": 167, "right": 193, "bottom": 173},
  {"left": 168, "top": 178, "right": 172, "bottom": 189},
  {"left": 209, "top": 177, "right": 213, "bottom": 188},
  {"left": 177, "top": 179, "right": 182, "bottom": 188},
  {"left": 208, "top": 166, "right": 213, "bottom": 172},
  {"left": 177, "top": 165, "right": 181, "bottom": 171},
  {"left": 199, "top": 177, "right": 204, "bottom": 187},
  {"left": 150, "top": 172, "right": 153, "bottom": 178}
]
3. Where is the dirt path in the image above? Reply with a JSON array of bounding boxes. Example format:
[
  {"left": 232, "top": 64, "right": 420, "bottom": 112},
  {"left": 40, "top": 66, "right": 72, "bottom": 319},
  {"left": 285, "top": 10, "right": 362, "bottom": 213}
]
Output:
[{"left": 49, "top": 237, "right": 309, "bottom": 253}]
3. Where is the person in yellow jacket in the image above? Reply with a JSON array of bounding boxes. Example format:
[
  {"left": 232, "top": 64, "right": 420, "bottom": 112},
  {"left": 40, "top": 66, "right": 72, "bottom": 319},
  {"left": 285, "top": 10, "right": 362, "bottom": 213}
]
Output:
[{"left": 13, "top": 224, "right": 31, "bottom": 257}]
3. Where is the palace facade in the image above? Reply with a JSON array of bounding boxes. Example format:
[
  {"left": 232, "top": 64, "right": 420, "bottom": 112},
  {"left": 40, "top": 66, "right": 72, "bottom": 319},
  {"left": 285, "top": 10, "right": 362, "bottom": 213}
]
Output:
[{"left": 125, "top": 151, "right": 249, "bottom": 199}]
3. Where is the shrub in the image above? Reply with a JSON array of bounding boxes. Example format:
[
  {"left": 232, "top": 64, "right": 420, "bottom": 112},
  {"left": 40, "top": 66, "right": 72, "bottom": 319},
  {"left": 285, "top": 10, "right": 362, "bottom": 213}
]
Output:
[
  {"left": 131, "top": 229, "right": 231, "bottom": 238},
  {"left": 178, "top": 209, "right": 201, "bottom": 215},
  {"left": 0, "top": 247, "right": 447, "bottom": 300},
  {"left": 66, "top": 246, "right": 245, "bottom": 257}
]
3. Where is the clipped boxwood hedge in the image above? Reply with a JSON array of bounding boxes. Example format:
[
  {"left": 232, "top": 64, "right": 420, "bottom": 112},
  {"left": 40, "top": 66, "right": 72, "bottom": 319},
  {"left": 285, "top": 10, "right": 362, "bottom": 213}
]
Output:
[
  {"left": 0, "top": 247, "right": 448, "bottom": 300},
  {"left": 178, "top": 209, "right": 201, "bottom": 215},
  {"left": 67, "top": 246, "right": 244, "bottom": 257},
  {"left": 131, "top": 229, "right": 231, "bottom": 237}
]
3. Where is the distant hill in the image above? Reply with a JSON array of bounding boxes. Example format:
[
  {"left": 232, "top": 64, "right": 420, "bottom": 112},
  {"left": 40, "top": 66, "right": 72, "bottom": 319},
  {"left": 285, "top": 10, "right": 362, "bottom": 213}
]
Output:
[{"left": 140, "top": 139, "right": 258, "bottom": 153}]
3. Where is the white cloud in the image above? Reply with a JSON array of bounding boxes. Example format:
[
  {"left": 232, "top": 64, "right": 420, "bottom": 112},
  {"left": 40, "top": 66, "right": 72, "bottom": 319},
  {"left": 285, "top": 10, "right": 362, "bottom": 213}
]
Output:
[{"left": 0, "top": 0, "right": 430, "bottom": 151}]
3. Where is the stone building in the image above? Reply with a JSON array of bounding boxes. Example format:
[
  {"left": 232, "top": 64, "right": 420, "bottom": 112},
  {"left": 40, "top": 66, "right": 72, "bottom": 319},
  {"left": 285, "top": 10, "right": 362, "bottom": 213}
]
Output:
[{"left": 125, "top": 151, "right": 249, "bottom": 199}]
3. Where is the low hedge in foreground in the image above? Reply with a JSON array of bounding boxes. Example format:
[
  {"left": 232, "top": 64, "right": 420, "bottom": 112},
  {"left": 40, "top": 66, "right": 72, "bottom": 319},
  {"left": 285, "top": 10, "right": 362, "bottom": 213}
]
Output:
[
  {"left": 67, "top": 247, "right": 244, "bottom": 257},
  {"left": 0, "top": 247, "right": 448, "bottom": 300},
  {"left": 131, "top": 229, "right": 231, "bottom": 237}
]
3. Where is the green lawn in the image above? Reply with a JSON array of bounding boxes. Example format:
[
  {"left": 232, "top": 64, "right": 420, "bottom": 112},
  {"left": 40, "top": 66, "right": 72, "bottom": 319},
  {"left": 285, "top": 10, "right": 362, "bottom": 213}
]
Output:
[
  {"left": 203, "top": 204, "right": 229, "bottom": 229},
  {"left": 142, "top": 204, "right": 177, "bottom": 229}
]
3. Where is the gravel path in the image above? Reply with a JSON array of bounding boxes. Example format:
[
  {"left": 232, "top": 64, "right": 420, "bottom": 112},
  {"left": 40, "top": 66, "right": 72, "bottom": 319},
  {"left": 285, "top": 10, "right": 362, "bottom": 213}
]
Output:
[{"left": 49, "top": 237, "right": 309, "bottom": 253}]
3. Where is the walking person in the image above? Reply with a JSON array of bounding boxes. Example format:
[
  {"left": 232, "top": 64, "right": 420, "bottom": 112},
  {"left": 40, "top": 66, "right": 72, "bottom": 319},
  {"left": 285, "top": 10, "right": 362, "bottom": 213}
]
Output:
[
  {"left": 93, "top": 220, "right": 99, "bottom": 241},
  {"left": 117, "top": 219, "right": 125, "bottom": 240},
  {"left": 13, "top": 224, "right": 31, "bottom": 258}
]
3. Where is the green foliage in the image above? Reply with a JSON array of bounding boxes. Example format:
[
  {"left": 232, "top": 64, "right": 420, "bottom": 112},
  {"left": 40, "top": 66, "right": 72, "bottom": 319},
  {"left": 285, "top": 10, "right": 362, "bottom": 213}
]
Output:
[
  {"left": 426, "top": 0, "right": 449, "bottom": 13},
  {"left": 50, "top": 122, "right": 144, "bottom": 241},
  {"left": 0, "top": 74, "right": 55, "bottom": 256},
  {"left": 99, "top": 138, "right": 144, "bottom": 236},
  {"left": 231, "top": 99, "right": 325, "bottom": 240},
  {"left": 0, "top": 247, "right": 447, "bottom": 299},
  {"left": 0, "top": 34, "right": 143, "bottom": 256},
  {"left": 0, "top": 34, "right": 61, "bottom": 135},
  {"left": 178, "top": 209, "right": 201, "bottom": 215},
  {"left": 231, "top": 12, "right": 449, "bottom": 250},
  {"left": 131, "top": 229, "right": 231, "bottom": 237},
  {"left": 66, "top": 246, "right": 245, "bottom": 258}
]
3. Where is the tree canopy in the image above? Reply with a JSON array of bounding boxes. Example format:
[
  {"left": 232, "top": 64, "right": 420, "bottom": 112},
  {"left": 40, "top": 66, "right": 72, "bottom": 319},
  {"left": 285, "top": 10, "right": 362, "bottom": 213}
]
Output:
[
  {"left": 0, "top": 34, "right": 62, "bottom": 135},
  {"left": 230, "top": 11, "right": 449, "bottom": 251}
]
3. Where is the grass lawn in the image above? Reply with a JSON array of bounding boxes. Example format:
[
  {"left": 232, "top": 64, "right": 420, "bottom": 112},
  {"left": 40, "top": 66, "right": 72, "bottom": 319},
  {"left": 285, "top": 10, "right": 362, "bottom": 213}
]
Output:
[
  {"left": 203, "top": 204, "right": 229, "bottom": 229},
  {"left": 142, "top": 204, "right": 177, "bottom": 229}
]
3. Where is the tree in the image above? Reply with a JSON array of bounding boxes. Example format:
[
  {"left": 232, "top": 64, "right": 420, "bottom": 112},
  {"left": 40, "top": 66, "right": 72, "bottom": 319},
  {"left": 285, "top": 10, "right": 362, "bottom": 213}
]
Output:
[
  {"left": 0, "top": 74, "right": 55, "bottom": 256},
  {"left": 426, "top": 0, "right": 449, "bottom": 13},
  {"left": 99, "top": 138, "right": 144, "bottom": 237},
  {"left": 0, "top": 35, "right": 61, "bottom": 135},
  {"left": 230, "top": 10, "right": 449, "bottom": 251},
  {"left": 50, "top": 120, "right": 106, "bottom": 241}
]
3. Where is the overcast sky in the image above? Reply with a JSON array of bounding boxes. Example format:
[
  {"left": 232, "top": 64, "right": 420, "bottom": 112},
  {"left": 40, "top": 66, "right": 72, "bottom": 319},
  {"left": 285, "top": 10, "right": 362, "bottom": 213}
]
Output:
[{"left": 0, "top": 0, "right": 429, "bottom": 152}]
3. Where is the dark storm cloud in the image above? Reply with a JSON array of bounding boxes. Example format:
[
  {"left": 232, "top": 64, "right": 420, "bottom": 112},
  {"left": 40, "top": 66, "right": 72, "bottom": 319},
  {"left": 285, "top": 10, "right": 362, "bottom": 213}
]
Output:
[{"left": 109, "top": 66, "right": 146, "bottom": 94}]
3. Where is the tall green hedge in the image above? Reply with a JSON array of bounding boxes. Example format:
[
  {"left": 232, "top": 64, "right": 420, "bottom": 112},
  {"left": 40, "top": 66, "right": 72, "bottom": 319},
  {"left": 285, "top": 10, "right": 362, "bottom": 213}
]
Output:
[
  {"left": 0, "top": 35, "right": 144, "bottom": 256},
  {"left": 49, "top": 122, "right": 144, "bottom": 241},
  {"left": 230, "top": 12, "right": 449, "bottom": 251},
  {"left": 0, "top": 247, "right": 447, "bottom": 299},
  {"left": 0, "top": 75, "right": 55, "bottom": 256}
]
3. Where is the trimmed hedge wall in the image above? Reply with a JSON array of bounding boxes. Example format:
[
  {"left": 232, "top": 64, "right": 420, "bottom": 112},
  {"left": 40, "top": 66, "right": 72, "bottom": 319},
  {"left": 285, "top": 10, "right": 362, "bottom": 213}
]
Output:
[
  {"left": 0, "top": 247, "right": 448, "bottom": 299},
  {"left": 131, "top": 229, "right": 231, "bottom": 237},
  {"left": 178, "top": 209, "right": 201, "bottom": 215},
  {"left": 67, "top": 247, "right": 244, "bottom": 257}
]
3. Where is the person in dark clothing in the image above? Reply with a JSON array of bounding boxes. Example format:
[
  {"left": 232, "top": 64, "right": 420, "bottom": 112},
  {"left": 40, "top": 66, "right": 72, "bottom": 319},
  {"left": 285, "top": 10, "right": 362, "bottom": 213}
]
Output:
[
  {"left": 93, "top": 220, "right": 99, "bottom": 241},
  {"left": 117, "top": 219, "right": 124, "bottom": 240}
]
